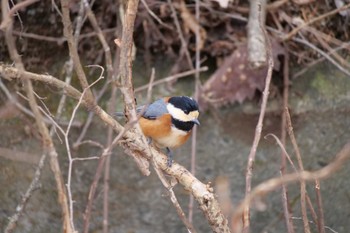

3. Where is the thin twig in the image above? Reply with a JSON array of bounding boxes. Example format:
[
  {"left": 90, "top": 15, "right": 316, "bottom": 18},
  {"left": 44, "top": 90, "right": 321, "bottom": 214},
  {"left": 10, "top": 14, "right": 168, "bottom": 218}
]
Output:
[
  {"left": 12, "top": 30, "right": 66, "bottom": 44},
  {"left": 4, "top": 152, "right": 46, "bottom": 233},
  {"left": 188, "top": 0, "right": 201, "bottom": 224},
  {"left": 12, "top": 28, "right": 117, "bottom": 44},
  {"left": 243, "top": 1, "right": 274, "bottom": 231},
  {"left": 102, "top": 12, "right": 123, "bottom": 229},
  {"left": 292, "top": 37, "right": 350, "bottom": 77},
  {"left": 266, "top": 131, "right": 324, "bottom": 233},
  {"left": 153, "top": 160, "right": 197, "bottom": 233},
  {"left": 265, "top": 134, "right": 297, "bottom": 172},
  {"left": 102, "top": 86, "right": 117, "bottom": 233},
  {"left": 83, "top": 0, "right": 114, "bottom": 81},
  {"left": 51, "top": 0, "right": 86, "bottom": 137},
  {"left": 73, "top": 78, "right": 111, "bottom": 149},
  {"left": 140, "top": 0, "right": 173, "bottom": 30},
  {"left": 315, "top": 180, "right": 326, "bottom": 233},
  {"left": 83, "top": 123, "right": 133, "bottom": 233},
  {"left": 135, "top": 67, "right": 208, "bottom": 92},
  {"left": 285, "top": 108, "right": 310, "bottom": 233},
  {"left": 0, "top": 0, "right": 39, "bottom": 30},
  {"left": 72, "top": 156, "right": 100, "bottom": 161},
  {"left": 280, "top": 49, "right": 295, "bottom": 233},
  {"left": 37, "top": 66, "right": 104, "bottom": 231},
  {"left": 146, "top": 68, "right": 156, "bottom": 102},
  {"left": 311, "top": 30, "right": 350, "bottom": 69},
  {"left": 292, "top": 42, "right": 350, "bottom": 78},
  {"left": 65, "top": 66, "right": 104, "bottom": 229},
  {"left": 0, "top": 80, "right": 81, "bottom": 127},
  {"left": 72, "top": 0, "right": 115, "bottom": 149},
  {"left": 305, "top": 194, "right": 319, "bottom": 227},
  {"left": 291, "top": 217, "right": 338, "bottom": 233},
  {"left": 60, "top": 0, "right": 95, "bottom": 103},
  {"left": 0, "top": 147, "right": 40, "bottom": 164},
  {"left": 167, "top": 0, "right": 193, "bottom": 69}
]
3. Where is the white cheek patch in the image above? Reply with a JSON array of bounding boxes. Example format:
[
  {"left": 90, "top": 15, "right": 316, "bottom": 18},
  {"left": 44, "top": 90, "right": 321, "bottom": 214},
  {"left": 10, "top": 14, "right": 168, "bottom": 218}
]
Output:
[
  {"left": 167, "top": 103, "right": 188, "bottom": 121},
  {"left": 167, "top": 103, "right": 199, "bottom": 122}
]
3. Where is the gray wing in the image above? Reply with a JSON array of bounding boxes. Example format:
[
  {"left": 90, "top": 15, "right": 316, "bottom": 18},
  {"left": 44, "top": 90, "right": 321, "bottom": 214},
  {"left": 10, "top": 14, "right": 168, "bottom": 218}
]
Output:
[{"left": 137, "top": 99, "right": 168, "bottom": 120}]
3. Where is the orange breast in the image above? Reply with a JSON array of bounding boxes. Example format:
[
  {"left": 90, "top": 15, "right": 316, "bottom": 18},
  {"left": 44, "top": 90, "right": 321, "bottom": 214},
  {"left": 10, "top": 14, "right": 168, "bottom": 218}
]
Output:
[{"left": 139, "top": 114, "right": 191, "bottom": 148}]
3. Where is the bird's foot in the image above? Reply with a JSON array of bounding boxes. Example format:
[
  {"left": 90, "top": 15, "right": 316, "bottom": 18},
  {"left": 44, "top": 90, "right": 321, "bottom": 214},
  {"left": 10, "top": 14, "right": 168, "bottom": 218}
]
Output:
[{"left": 166, "top": 147, "right": 173, "bottom": 167}]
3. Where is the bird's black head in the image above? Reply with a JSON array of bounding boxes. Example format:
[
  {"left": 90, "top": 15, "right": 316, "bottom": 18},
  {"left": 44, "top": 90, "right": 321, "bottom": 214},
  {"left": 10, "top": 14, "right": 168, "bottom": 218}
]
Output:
[
  {"left": 167, "top": 96, "right": 200, "bottom": 131},
  {"left": 168, "top": 96, "right": 199, "bottom": 114}
]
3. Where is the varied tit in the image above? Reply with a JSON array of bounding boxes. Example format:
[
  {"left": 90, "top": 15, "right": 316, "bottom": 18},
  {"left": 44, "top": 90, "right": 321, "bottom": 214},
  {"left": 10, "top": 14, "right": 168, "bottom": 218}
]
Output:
[{"left": 137, "top": 96, "right": 200, "bottom": 167}]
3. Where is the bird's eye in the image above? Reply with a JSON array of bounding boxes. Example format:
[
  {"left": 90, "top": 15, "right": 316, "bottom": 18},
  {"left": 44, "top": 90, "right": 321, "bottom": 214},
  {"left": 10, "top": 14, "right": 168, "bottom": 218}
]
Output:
[{"left": 184, "top": 110, "right": 189, "bottom": 114}]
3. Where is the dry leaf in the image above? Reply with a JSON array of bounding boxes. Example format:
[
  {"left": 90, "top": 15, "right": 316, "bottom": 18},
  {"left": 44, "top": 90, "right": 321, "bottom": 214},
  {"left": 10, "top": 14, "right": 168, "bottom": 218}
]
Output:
[{"left": 199, "top": 40, "right": 284, "bottom": 110}]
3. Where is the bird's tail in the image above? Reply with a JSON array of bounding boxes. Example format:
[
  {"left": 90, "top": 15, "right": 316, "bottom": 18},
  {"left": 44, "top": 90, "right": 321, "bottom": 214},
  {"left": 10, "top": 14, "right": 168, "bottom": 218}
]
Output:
[{"left": 114, "top": 105, "right": 146, "bottom": 118}]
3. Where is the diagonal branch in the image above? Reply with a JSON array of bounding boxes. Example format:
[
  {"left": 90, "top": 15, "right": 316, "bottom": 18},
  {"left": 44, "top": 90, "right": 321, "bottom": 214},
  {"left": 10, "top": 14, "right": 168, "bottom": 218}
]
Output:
[
  {"left": 60, "top": 0, "right": 95, "bottom": 103},
  {"left": 285, "top": 108, "right": 310, "bottom": 233}
]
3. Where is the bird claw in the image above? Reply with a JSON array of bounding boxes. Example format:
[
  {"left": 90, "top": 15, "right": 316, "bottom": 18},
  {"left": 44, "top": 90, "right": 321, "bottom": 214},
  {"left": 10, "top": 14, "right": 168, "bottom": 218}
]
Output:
[{"left": 166, "top": 147, "right": 173, "bottom": 167}]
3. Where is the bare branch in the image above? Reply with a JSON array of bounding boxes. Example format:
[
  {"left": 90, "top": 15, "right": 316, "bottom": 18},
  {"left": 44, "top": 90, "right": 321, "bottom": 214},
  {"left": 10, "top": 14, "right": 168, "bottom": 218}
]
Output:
[
  {"left": 0, "top": 0, "right": 39, "bottom": 30},
  {"left": 60, "top": 0, "right": 95, "bottom": 102},
  {"left": 4, "top": 152, "right": 46, "bottom": 233},
  {"left": 135, "top": 67, "right": 208, "bottom": 92},
  {"left": 285, "top": 108, "right": 310, "bottom": 233},
  {"left": 292, "top": 37, "right": 350, "bottom": 77},
  {"left": 167, "top": 0, "right": 193, "bottom": 69},
  {"left": 315, "top": 180, "right": 326, "bottom": 233},
  {"left": 247, "top": 0, "right": 267, "bottom": 68},
  {"left": 188, "top": 0, "right": 201, "bottom": 224},
  {"left": 83, "top": 124, "right": 132, "bottom": 233},
  {"left": 153, "top": 160, "right": 197, "bottom": 233},
  {"left": 243, "top": 1, "right": 274, "bottom": 231},
  {"left": 279, "top": 50, "right": 295, "bottom": 233},
  {"left": 140, "top": 0, "right": 173, "bottom": 30}
]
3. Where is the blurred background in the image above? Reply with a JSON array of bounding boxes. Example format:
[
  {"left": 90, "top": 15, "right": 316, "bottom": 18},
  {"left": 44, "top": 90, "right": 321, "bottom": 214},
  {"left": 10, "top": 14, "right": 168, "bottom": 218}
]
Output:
[{"left": 1, "top": 0, "right": 350, "bottom": 232}]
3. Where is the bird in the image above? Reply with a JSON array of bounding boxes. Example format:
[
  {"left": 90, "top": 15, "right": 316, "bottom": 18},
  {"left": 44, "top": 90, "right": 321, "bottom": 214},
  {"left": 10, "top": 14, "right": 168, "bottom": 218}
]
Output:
[{"left": 137, "top": 96, "right": 200, "bottom": 167}]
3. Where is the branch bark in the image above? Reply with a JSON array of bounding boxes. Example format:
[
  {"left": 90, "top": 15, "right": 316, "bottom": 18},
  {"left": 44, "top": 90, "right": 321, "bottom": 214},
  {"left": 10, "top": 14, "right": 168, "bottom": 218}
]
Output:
[
  {"left": 60, "top": 0, "right": 95, "bottom": 103},
  {"left": 247, "top": 0, "right": 267, "bottom": 68},
  {"left": 118, "top": 0, "right": 139, "bottom": 120},
  {"left": 243, "top": 1, "right": 274, "bottom": 231},
  {"left": 285, "top": 108, "right": 310, "bottom": 233}
]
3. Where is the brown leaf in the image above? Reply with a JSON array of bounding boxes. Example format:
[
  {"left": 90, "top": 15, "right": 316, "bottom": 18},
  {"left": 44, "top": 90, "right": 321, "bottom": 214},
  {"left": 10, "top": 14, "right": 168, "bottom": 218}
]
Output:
[{"left": 199, "top": 40, "right": 284, "bottom": 110}]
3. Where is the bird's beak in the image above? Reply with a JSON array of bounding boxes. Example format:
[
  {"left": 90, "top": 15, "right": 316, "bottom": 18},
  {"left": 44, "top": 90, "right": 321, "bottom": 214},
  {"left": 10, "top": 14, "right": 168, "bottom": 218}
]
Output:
[{"left": 192, "top": 118, "right": 200, "bottom": 125}]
